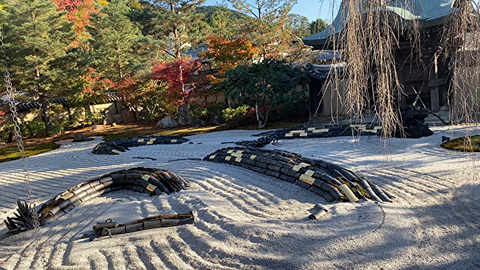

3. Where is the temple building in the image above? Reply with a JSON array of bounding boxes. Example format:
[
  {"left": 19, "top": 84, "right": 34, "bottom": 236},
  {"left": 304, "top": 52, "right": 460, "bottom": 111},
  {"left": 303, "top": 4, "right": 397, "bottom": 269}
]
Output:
[{"left": 303, "top": 0, "right": 459, "bottom": 118}]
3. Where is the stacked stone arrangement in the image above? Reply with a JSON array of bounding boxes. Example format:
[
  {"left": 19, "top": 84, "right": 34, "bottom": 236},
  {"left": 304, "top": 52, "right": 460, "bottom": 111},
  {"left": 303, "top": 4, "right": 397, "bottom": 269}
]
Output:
[
  {"left": 4, "top": 168, "right": 190, "bottom": 233},
  {"left": 233, "top": 124, "right": 382, "bottom": 148},
  {"left": 84, "top": 212, "right": 195, "bottom": 240},
  {"left": 92, "top": 136, "right": 189, "bottom": 155},
  {"left": 264, "top": 124, "right": 382, "bottom": 140},
  {"left": 204, "top": 147, "right": 394, "bottom": 203}
]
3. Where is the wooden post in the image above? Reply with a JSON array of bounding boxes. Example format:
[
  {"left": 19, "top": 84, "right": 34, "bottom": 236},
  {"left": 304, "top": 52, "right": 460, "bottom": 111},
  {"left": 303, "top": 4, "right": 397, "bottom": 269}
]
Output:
[{"left": 430, "top": 52, "right": 440, "bottom": 112}]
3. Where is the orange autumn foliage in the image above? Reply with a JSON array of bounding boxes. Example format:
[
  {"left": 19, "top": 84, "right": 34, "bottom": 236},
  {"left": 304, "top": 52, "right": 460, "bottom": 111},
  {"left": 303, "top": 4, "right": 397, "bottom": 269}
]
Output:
[
  {"left": 199, "top": 35, "right": 259, "bottom": 84},
  {"left": 53, "top": 0, "right": 98, "bottom": 40}
]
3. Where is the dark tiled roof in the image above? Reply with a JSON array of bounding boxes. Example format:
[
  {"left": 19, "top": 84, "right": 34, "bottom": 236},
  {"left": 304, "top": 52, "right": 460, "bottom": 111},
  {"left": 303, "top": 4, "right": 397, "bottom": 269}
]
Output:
[
  {"left": 303, "top": 0, "right": 457, "bottom": 49},
  {"left": 8, "top": 92, "right": 122, "bottom": 112}
]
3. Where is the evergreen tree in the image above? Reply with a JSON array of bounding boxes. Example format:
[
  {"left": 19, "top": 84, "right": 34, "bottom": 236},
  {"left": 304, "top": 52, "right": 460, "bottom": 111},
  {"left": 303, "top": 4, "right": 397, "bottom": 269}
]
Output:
[
  {"left": 0, "top": 0, "right": 79, "bottom": 132},
  {"left": 197, "top": 5, "right": 243, "bottom": 39},
  {"left": 149, "top": 0, "right": 206, "bottom": 59},
  {"left": 88, "top": 0, "right": 151, "bottom": 84},
  {"left": 221, "top": 59, "right": 309, "bottom": 128},
  {"left": 287, "top": 14, "right": 309, "bottom": 39},
  {"left": 87, "top": 0, "right": 156, "bottom": 119},
  {"left": 229, "top": 0, "right": 297, "bottom": 57},
  {"left": 309, "top": 18, "right": 328, "bottom": 35}
]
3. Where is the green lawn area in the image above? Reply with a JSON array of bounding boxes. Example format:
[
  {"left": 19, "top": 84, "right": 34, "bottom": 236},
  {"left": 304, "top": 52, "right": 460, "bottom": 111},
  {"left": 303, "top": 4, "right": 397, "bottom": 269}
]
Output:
[
  {"left": 441, "top": 135, "right": 480, "bottom": 152},
  {"left": 97, "top": 122, "right": 301, "bottom": 141},
  {"left": 0, "top": 142, "right": 60, "bottom": 163},
  {"left": 98, "top": 125, "right": 222, "bottom": 141}
]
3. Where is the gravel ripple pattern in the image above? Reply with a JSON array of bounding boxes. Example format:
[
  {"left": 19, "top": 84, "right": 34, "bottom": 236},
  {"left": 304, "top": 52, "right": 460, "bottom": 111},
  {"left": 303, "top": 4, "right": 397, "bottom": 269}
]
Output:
[{"left": 0, "top": 127, "right": 479, "bottom": 269}]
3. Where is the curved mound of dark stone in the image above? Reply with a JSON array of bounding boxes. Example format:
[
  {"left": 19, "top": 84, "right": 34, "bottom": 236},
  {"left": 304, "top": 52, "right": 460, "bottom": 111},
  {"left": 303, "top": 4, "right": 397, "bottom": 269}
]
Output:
[
  {"left": 4, "top": 167, "right": 190, "bottom": 233},
  {"left": 234, "top": 135, "right": 279, "bottom": 148},
  {"left": 92, "top": 136, "right": 189, "bottom": 155},
  {"left": 257, "top": 123, "right": 382, "bottom": 140},
  {"left": 204, "top": 147, "right": 394, "bottom": 204},
  {"left": 230, "top": 124, "right": 381, "bottom": 148}
]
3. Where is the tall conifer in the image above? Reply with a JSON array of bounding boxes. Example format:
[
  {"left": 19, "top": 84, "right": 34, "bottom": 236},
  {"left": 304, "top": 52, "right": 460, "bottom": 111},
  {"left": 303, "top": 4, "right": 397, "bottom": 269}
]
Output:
[
  {"left": 150, "top": 0, "right": 205, "bottom": 59},
  {"left": 88, "top": 0, "right": 149, "bottom": 84},
  {"left": 1, "top": 0, "right": 78, "bottom": 132}
]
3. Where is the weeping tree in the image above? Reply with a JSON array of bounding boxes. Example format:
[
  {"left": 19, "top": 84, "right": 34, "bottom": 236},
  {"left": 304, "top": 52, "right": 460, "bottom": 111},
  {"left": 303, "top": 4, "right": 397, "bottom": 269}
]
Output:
[
  {"left": 309, "top": 0, "right": 480, "bottom": 138},
  {"left": 325, "top": 0, "right": 421, "bottom": 137},
  {"left": 442, "top": 0, "right": 480, "bottom": 125}
]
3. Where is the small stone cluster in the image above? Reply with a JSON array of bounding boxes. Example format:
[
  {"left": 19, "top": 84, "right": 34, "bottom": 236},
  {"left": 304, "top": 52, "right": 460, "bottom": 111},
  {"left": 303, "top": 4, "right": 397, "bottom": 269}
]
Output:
[
  {"left": 92, "top": 136, "right": 189, "bottom": 155},
  {"left": 4, "top": 200, "right": 45, "bottom": 233},
  {"left": 204, "top": 147, "right": 394, "bottom": 203}
]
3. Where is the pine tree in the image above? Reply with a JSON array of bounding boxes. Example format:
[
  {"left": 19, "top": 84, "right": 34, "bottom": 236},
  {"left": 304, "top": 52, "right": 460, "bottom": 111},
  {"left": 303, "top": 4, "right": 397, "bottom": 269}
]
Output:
[
  {"left": 229, "top": 0, "right": 297, "bottom": 57},
  {"left": 1, "top": 0, "right": 79, "bottom": 132},
  {"left": 87, "top": 0, "right": 155, "bottom": 119},
  {"left": 221, "top": 59, "right": 309, "bottom": 128},
  {"left": 309, "top": 18, "right": 328, "bottom": 35},
  {"left": 87, "top": 0, "right": 151, "bottom": 84},
  {"left": 149, "top": 0, "right": 206, "bottom": 59},
  {"left": 287, "top": 14, "right": 310, "bottom": 39}
]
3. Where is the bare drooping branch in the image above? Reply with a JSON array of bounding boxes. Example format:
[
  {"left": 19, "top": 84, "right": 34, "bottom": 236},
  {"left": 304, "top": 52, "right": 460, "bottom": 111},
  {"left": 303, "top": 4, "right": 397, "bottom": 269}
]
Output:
[
  {"left": 324, "top": 0, "right": 419, "bottom": 137},
  {"left": 441, "top": 0, "right": 480, "bottom": 125}
]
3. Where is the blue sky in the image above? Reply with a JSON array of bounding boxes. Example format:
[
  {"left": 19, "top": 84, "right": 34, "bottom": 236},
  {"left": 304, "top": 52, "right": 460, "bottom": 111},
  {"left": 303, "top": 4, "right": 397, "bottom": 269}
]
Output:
[{"left": 202, "top": 0, "right": 339, "bottom": 22}]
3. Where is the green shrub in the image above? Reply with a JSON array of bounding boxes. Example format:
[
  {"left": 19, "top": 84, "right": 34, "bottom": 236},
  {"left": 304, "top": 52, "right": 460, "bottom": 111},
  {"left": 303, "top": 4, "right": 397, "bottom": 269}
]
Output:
[
  {"left": 0, "top": 121, "right": 47, "bottom": 140},
  {"left": 225, "top": 107, "right": 257, "bottom": 128},
  {"left": 206, "top": 103, "right": 228, "bottom": 118},
  {"left": 20, "top": 121, "right": 46, "bottom": 138},
  {"left": 269, "top": 97, "right": 309, "bottom": 122},
  {"left": 189, "top": 104, "right": 208, "bottom": 120},
  {"left": 85, "top": 112, "right": 104, "bottom": 125},
  {"left": 49, "top": 121, "right": 69, "bottom": 135},
  {"left": 48, "top": 103, "right": 65, "bottom": 119},
  {"left": 222, "top": 104, "right": 250, "bottom": 121},
  {"left": 0, "top": 123, "right": 15, "bottom": 141}
]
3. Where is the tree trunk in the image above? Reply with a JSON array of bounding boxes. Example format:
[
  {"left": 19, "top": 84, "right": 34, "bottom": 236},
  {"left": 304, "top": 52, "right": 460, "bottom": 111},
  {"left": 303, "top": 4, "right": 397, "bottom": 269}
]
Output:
[
  {"left": 39, "top": 93, "right": 51, "bottom": 133},
  {"left": 66, "top": 103, "right": 72, "bottom": 122},
  {"left": 255, "top": 103, "right": 266, "bottom": 129},
  {"left": 255, "top": 101, "right": 273, "bottom": 129}
]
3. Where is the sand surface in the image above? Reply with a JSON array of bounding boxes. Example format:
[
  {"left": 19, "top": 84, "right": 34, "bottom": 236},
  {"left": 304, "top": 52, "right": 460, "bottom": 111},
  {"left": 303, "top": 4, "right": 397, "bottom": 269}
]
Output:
[{"left": 0, "top": 126, "right": 479, "bottom": 269}]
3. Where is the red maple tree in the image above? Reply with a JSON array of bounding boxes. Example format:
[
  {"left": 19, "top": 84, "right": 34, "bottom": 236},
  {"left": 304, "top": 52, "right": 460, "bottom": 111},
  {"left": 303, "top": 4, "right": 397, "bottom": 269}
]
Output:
[
  {"left": 151, "top": 58, "right": 202, "bottom": 104},
  {"left": 82, "top": 67, "right": 114, "bottom": 94}
]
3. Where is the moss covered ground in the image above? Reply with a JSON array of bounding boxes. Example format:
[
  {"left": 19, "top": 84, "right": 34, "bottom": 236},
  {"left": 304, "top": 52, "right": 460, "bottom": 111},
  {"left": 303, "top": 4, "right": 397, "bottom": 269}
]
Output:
[{"left": 440, "top": 135, "right": 480, "bottom": 152}]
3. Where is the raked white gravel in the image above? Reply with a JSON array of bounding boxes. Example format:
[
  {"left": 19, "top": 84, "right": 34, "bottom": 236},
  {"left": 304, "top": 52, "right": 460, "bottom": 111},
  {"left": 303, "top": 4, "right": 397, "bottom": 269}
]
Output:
[{"left": 0, "top": 126, "right": 479, "bottom": 269}]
